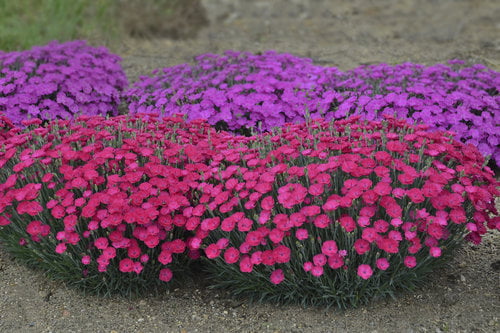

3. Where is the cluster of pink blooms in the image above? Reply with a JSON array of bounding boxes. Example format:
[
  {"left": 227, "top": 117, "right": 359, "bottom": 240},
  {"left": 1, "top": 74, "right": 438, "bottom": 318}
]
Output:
[{"left": 0, "top": 114, "right": 498, "bottom": 284}]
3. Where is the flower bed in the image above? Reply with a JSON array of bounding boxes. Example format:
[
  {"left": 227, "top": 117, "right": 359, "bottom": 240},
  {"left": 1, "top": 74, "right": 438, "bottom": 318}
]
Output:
[
  {"left": 125, "top": 50, "right": 343, "bottom": 133},
  {"left": 125, "top": 52, "right": 499, "bottom": 166},
  {"left": 333, "top": 61, "right": 500, "bottom": 167},
  {"left": 0, "top": 40, "right": 128, "bottom": 127},
  {"left": 0, "top": 114, "right": 498, "bottom": 307}
]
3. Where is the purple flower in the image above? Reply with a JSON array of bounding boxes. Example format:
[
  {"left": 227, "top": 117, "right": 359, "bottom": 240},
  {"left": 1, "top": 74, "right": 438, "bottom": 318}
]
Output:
[{"left": 0, "top": 40, "right": 128, "bottom": 126}]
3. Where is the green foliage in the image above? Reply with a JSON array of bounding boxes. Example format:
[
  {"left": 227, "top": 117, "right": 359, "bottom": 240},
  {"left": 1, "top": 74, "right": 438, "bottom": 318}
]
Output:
[
  {"left": 202, "top": 222, "right": 468, "bottom": 309},
  {"left": 0, "top": 0, "right": 208, "bottom": 52},
  {"left": 0, "top": 0, "right": 119, "bottom": 51}
]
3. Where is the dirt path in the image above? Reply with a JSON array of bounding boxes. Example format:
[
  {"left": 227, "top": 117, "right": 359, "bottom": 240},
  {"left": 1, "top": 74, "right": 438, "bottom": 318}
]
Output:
[{"left": 1, "top": 1, "right": 499, "bottom": 332}]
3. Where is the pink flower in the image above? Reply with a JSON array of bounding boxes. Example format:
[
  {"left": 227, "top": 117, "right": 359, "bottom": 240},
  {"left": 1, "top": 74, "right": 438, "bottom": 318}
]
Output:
[
  {"left": 251, "top": 251, "right": 263, "bottom": 265},
  {"left": 339, "top": 215, "right": 356, "bottom": 232},
  {"left": 237, "top": 218, "right": 253, "bottom": 232},
  {"left": 429, "top": 247, "right": 442, "bottom": 257},
  {"left": 390, "top": 218, "right": 403, "bottom": 227},
  {"left": 261, "top": 196, "right": 274, "bottom": 210},
  {"left": 26, "top": 220, "right": 42, "bottom": 236},
  {"left": 361, "top": 228, "right": 378, "bottom": 243},
  {"left": 277, "top": 183, "right": 307, "bottom": 208},
  {"left": 303, "top": 261, "right": 313, "bottom": 272},
  {"left": 313, "top": 214, "right": 330, "bottom": 228},
  {"left": 373, "top": 181, "right": 392, "bottom": 196},
  {"left": 224, "top": 247, "right": 240, "bottom": 264},
  {"left": 205, "top": 244, "right": 221, "bottom": 259},
  {"left": 357, "top": 264, "right": 373, "bottom": 280},
  {"left": 374, "top": 220, "right": 389, "bottom": 233},
  {"left": 301, "top": 205, "right": 321, "bottom": 217},
  {"left": 216, "top": 238, "right": 230, "bottom": 249},
  {"left": 376, "top": 258, "right": 390, "bottom": 270},
  {"left": 188, "top": 249, "right": 201, "bottom": 260},
  {"left": 406, "top": 188, "right": 425, "bottom": 203},
  {"left": 102, "top": 246, "right": 116, "bottom": 259},
  {"left": 133, "top": 262, "right": 143, "bottom": 274},
  {"left": 327, "top": 254, "right": 344, "bottom": 269},
  {"left": 159, "top": 268, "right": 173, "bottom": 282},
  {"left": 239, "top": 256, "right": 253, "bottom": 273},
  {"left": 378, "top": 238, "right": 399, "bottom": 254},
  {"left": 188, "top": 237, "right": 202, "bottom": 250},
  {"left": 404, "top": 256, "right": 417, "bottom": 268},
  {"left": 354, "top": 239, "right": 370, "bottom": 255},
  {"left": 290, "top": 212, "right": 306, "bottom": 227},
  {"left": 357, "top": 216, "right": 371, "bottom": 227},
  {"left": 321, "top": 240, "right": 338, "bottom": 256},
  {"left": 128, "top": 246, "right": 141, "bottom": 258},
  {"left": 158, "top": 251, "right": 173, "bottom": 265},
  {"left": 313, "top": 254, "right": 327, "bottom": 266},
  {"left": 273, "top": 245, "right": 291, "bottom": 264},
  {"left": 94, "top": 237, "right": 108, "bottom": 250},
  {"left": 295, "top": 228, "right": 308, "bottom": 240},
  {"left": 119, "top": 258, "right": 134, "bottom": 273},
  {"left": 269, "top": 228, "right": 285, "bottom": 243},
  {"left": 392, "top": 188, "right": 406, "bottom": 198},
  {"left": 55, "top": 242, "right": 67, "bottom": 254},
  {"left": 311, "top": 265, "right": 324, "bottom": 277},
  {"left": 17, "top": 200, "right": 43, "bottom": 216},
  {"left": 270, "top": 269, "right": 285, "bottom": 285}
]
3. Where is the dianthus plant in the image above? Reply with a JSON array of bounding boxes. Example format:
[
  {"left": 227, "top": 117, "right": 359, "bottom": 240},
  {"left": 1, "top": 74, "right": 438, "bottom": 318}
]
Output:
[
  {"left": 0, "top": 114, "right": 498, "bottom": 306},
  {"left": 0, "top": 115, "right": 213, "bottom": 296},
  {"left": 0, "top": 40, "right": 128, "bottom": 127},
  {"left": 125, "top": 50, "right": 342, "bottom": 133},
  {"left": 196, "top": 115, "right": 499, "bottom": 308}
]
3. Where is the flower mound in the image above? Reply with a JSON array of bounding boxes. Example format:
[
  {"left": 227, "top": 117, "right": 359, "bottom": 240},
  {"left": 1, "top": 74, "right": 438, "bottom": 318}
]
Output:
[
  {"left": 0, "top": 115, "right": 211, "bottom": 295},
  {"left": 334, "top": 61, "right": 500, "bottom": 167},
  {"left": 0, "top": 40, "right": 128, "bottom": 127},
  {"left": 196, "top": 116, "right": 499, "bottom": 308},
  {"left": 0, "top": 114, "right": 497, "bottom": 307},
  {"left": 125, "top": 52, "right": 499, "bottom": 165},
  {"left": 125, "top": 50, "right": 341, "bottom": 133}
]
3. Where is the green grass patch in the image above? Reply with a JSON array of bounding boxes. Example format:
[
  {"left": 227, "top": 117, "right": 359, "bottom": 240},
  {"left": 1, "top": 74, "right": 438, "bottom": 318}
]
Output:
[
  {"left": 0, "top": 0, "right": 119, "bottom": 51},
  {"left": 0, "top": 0, "right": 208, "bottom": 52}
]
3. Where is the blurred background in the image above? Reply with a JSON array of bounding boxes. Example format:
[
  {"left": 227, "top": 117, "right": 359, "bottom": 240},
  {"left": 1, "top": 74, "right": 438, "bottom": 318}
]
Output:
[
  {"left": 0, "top": 0, "right": 208, "bottom": 51},
  {"left": 1, "top": 0, "right": 499, "bottom": 78}
]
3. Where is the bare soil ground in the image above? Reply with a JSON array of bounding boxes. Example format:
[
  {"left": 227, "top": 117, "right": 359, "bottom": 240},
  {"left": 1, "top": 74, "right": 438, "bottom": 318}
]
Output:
[{"left": 1, "top": 1, "right": 499, "bottom": 332}]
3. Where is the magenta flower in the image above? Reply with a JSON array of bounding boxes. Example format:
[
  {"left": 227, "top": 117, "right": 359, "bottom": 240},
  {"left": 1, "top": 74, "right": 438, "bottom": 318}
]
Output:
[
  {"left": 404, "top": 256, "right": 417, "bottom": 268},
  {"left": 376, "top": 258, "right": 390, "bottom": 271},
  {"left": 270, "top": 269, "right": 285, "bottom": 284},
  {"left": 159, "top": 268, "right": 173, "bottom": 282},
  {"left": 357, "top": 264, "right": 373, "bottom": 280}
]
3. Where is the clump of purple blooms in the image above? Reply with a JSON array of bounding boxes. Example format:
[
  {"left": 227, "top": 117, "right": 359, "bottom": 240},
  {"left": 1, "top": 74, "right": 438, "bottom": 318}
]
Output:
[
  {"left": 1, "top": 42, "right": 498, "bottom": 165},
  {"left": 125, "top": 51, "right": 344, "bottom": 131},
  {"left": 334, "top": 60, "right": 500, "bottom": 165},
  {"left": 0, "top": 40, "right": 128, "bottom": 126},
  {"left": 125, "top": 51, "right": 499, "bottom": 165}
]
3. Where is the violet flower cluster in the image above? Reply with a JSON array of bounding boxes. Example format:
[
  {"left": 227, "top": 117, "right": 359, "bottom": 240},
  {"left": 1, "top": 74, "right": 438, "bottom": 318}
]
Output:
[
  {"left": 334, "top": 61, "right": 500, "bottom": 165},
  {"left": 125, "top": 51, "right": 500, "bottom": 165},
  {"left": 0, "top": 40, "right": 128, "bottom": 126},
  {"left": 125, "top": 51, "right": 343, "bottom": 131}
]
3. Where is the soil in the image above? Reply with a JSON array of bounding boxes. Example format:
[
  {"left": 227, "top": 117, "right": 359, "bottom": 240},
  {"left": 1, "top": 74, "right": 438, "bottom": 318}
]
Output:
[{"left": 1, "top": 1, "right": 499, "bottom": 332}]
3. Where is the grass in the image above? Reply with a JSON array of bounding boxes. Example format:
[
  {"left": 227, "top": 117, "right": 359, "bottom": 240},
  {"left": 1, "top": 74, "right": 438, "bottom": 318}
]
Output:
[
  {"left": 0, "top": 0, "right": 119, "bottom": 51},
  {"left": 0, "top": 0, "right": 208, "bottom": 52}
]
